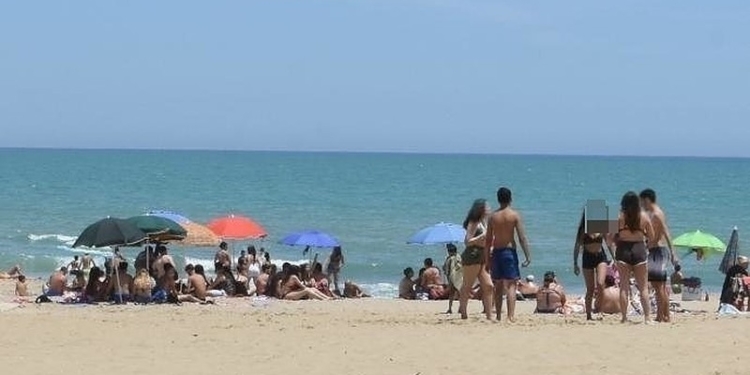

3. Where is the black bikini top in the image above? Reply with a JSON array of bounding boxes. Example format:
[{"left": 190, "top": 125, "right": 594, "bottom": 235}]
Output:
[{"left": 582, "top": 234, "right": 602, "bottom": 245}]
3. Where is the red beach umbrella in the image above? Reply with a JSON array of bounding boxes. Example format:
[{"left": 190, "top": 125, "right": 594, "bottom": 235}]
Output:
[{"left": 207, "top": 214, "right": 267, "bottom": 240}]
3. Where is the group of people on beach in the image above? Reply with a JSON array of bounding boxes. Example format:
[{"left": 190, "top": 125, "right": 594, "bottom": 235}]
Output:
[
  {"left": 22, "top": 240, "right": 369, "bottom": 305},
  {"left": 399, "top": 186, "right": 684, "bottom": 324}
]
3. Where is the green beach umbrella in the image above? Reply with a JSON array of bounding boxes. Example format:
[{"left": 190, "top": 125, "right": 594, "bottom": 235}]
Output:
[
  {"left": 673, "top": 230, "right": 726, "bottom": 259},
  {"left": 126, "top": 215, "right": 187, "bottom": 242},
  {"left": 72, "top": 217, "right": 148, "bottom": 248}
]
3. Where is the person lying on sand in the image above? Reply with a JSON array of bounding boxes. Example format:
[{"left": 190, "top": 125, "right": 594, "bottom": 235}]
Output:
[
  {"left": 0, "top": 265, "right": 23, "bottom": 280},
  {"left": 535, "top": 271, "right": 569, "bottom": 314},
  {"left": 517, "top": 275, "right": 539, "bottom": 300},
  {"left": 343, "top": 281, "right": 370, "bottom": 298},
  {"left": 595, "top": 275, "right": 622, "bottom": 315}
]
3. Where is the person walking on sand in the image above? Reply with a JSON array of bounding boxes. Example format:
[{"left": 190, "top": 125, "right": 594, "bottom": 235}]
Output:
[
  {"left": 458, "top": 199, "right": 494, "bottom": 320},
  {"left": 640, "top": 188, "right": 678, "bottom": 323},
  {"left": 326, "top": 246, "right": 345, "bottom": 296},
  {"left": 443, "top": 244, "right": 462, "bottom": 314},
  {"left": 485, "top": 187, "right": 531, "bottom": 323},
  {"left": 573, "top": 210, "right": 615, "bottom": 321},
  {"left": 614, "top": 191, "right": 656, "bottom": 324}
]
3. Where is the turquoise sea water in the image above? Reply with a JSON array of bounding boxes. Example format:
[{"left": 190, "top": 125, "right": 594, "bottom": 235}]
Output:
[{"left": 1, "top": 149, "right": 748, "bottom": 297}]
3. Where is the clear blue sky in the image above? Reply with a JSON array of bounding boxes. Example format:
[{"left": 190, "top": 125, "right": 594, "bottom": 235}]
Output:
[{"left": 1, "top": 1, "right": 748, "bottom": 156}]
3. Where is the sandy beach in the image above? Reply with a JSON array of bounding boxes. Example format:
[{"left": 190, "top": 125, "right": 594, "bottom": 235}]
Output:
[{"left": 0, "top": 279, "right": 746, "bottom": 375}]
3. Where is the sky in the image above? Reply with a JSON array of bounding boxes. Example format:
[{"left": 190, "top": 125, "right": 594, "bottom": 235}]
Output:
[{"left": 0, "top": 1, "right": 748, "bottom": 157}]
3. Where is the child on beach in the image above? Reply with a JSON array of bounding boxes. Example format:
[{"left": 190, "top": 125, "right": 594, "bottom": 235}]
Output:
[
  {"left": 443, "top": 244, "right": 462, "bottom": 313},
  {"left": 15, "top": 275, "right": 30, "bottom": 301}
]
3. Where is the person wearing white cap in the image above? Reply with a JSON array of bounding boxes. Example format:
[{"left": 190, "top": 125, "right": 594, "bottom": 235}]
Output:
[{"left": 517, "top": 275, "right": 539, "bottom": 299}]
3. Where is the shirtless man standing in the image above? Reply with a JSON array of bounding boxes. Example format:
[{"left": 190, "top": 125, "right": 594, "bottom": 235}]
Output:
[
  {"left": 640, "top": 188, "right": 678, "bottom": 323},
  {"left": 485, "top": 187, "right": 531, "bottom": 322}
]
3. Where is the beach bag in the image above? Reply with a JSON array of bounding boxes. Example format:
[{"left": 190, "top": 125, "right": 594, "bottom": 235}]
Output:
[{"left": 35, "top": 295, "right": 52, "bottom": 304}]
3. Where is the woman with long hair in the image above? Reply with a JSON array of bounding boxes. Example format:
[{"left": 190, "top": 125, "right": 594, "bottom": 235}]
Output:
[
  {"left": 573, "top": 209, "right": 615, "bottom": 320},
  {"left": 615, "top": 191, "right": 655, "bottom": 324},
  {"left": 326, "top": 246, "right": 345, "bottom": 296},
  {"left": 281, "top": 265, "right": 331, "bottom": 300},
  {"left": 458, "top": 199, "right": 494, "bottom": 320}
]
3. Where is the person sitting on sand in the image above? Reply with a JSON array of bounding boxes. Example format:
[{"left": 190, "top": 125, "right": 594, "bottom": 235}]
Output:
[
  {"left": 70, "top": 270, "right": 87, "bottom": 292},
  {"left": 0, "top": 264, "right": 23, "bottom": 280},
  {"left": 595, "top": 275, "right": 622, "bottom": 315},
  {"left": 517, "top": 275, "right": 539, "bottom": 300},
  {"left": 671, "top": 264, "right": 684, "bottom": 295},
  {"left": 184, "top": 265, "right": 210, "bottom": 302},
  {"left": 720, "top": 256, "right": 750, "bottom": 309},
  {"left": 535, "top": 271, "right": 568, "bottom": 314},
  {"left": 84, "top": 267, "right": 108, "bottom": 303},
  {"left": 256, "top": 264, "right": 272, "bottom": 296},
  {"left": 399, "top": 267, "right": 416, "bottom": 300},
  {"left": 421, "top": 258, "right": 446, "bottom": 300},
  {"left": 214, "top": 242, "right": 231, "bottom": 273},
  {"left": 281, "top": 265, "right": 331, "bottom": 300},
  {"left": 312, "top": 262, "right": 332, "bottom": 297},
  {"left": 133, "top": 269, "right": 153, "bottom": 304},
  {"left": 47, "top": 267, "right": 68, "bottom": 296},
  {"left": 108, "top": 261, "right": 133, "bottom": 303},
  {"left": 343, "top": 280, "right": 370, "bottom": 298},
  {"left": 14, "top": 275, "right": 30, "bottom": 302},
  {"left": 152, "top": 246, "right": 175, "bottom": 280}
]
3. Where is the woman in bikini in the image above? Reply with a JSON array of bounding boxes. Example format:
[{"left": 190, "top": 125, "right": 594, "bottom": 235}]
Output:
[
  {"left": 615, "top": 191, "right": 656, "bottom": 324},
  {"left": 535, "top": 271, "right": 568, "bottom": 314},
  {"left": 133, "top": 269, "right": 153, "bottom": 304},
  {"left": 281, "top": 265, "right": 331, "bottom": 301},
  {"left": 573, "top": 210, "right": 615, "bottom": 320},
  {"left": 458, "top": 199, "right": 494, "bottom": 320}
]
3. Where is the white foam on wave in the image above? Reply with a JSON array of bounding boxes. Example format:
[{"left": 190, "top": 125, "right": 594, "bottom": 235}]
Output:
[
  {"left": 359, "top": 282, "right": 398, "bottom": 299},
  {"left": 55, "top": 245, "right": 113, "bottom": 258},
  {"left": 28, "top": 233, "right": 77, "bottom": 246}
]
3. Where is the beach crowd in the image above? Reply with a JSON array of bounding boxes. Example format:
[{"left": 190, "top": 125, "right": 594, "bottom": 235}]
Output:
[
  {"left": 396, "top": 186, "right": 749, "bottom": 323},
  {"left": 4, "top": 186, "right": 750, "bottom": 323}
]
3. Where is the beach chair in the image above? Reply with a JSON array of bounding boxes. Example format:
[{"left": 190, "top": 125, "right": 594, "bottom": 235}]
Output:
[{"left": 681, "top": 277, "right": 704, "bottom": 301}]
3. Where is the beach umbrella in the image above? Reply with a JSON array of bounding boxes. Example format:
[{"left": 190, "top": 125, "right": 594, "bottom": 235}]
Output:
[
  {"left": 280, "top": 230, "right": 340, "bottom": 248},
  {"left": 673, "top": 230, "right": 726, "bottom": 252},
  {"left": 719, "top": 227, "right": 740, "bottom": 274},
  {"left": 72, "top": 217, "right": 147, "bottom": 304},
  {"left": 147, "top": 210, "right": 220, "bottom": 247},
  {"left": 126, "top": 215, "right": 186, "bottom": 242},
  {"left": 407, "top": 222, "right": 466, "bottom": 245},
  {"left": 208, "top": 214, "right": 268, "bottom": 240},
  {"left": 72, "top": 217, "right": 148, "bottom": 248}
]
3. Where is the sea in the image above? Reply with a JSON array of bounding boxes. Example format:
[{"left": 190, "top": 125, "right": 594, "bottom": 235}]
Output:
[{"left": 2, "top": 148, "right": 748, "bottom": 297}]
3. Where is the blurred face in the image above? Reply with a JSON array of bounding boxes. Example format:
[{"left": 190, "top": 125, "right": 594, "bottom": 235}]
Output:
[{"left": 484, "top": 203, "right": 491, "bottom": 216}]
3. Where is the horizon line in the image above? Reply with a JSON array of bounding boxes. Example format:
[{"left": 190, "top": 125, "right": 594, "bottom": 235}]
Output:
[{"left": 0, "top": 146, "right": 747, "bottom": 160}]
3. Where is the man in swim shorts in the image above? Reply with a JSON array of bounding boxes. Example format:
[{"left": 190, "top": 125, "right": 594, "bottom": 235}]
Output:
[
  {"left": 640, "top": 189, "right": 678, "bottom": 323},
  {"left": 485, "top": 187, "right": 531, "bottom": 322}
]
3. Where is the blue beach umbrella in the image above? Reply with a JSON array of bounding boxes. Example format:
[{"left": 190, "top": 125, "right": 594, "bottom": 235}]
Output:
[
  {"left": 280, "top": 230, "right": 340, "bottom": 248},
  {"left": 407, "top": 222, "right": 466, "bottom": 245}
]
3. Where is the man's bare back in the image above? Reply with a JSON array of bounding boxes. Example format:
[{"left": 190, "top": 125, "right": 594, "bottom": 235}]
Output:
[
  {"left": 485, "top": 208, "right": 530, "bottom": 266},
  {"left": 188, "top": 274, "right": 207, "bottom": 300}
]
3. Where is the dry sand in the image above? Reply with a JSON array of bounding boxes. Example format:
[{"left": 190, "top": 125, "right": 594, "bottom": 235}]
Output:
[{"left": 0, "top": 279, "right": 746, "bottom": 375}]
